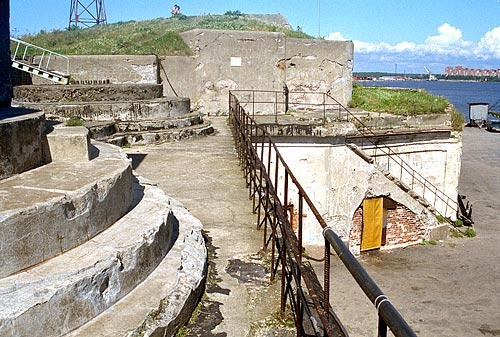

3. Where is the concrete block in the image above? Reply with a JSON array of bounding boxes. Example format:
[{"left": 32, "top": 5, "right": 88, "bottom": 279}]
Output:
[
  {"left": 46, "top": 126, "right": 90, "bottom": 162},
  {"left": 429, "top": 224, "right": 449, "bottom": 241},
  {"left": 0, "top": 109, "right": 47, "bottom": 179}
]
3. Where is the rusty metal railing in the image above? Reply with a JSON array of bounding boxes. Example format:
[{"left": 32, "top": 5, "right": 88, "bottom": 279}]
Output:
[
  {"left": 229, "top": 92, "right": 417, "bottom": 337},
  {"left": 230, "top": 89, "right": 458, "bottom": 219}
]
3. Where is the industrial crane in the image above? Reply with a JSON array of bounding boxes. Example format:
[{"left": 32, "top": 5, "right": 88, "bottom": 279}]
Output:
[{"left": 424, "top": 66, "right": 437, "bottom": 81}]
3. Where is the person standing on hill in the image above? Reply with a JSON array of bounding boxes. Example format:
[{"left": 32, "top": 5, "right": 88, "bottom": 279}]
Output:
[{"left": 171, "top": 4, "right": 180, "bottom": 16}]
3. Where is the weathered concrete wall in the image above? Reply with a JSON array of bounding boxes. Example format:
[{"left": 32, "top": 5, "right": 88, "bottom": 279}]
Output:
[
  {"left": 176, "top": 29, "right": 285, "bottom": 115},
  {"left": 0, "top": 110, "right": 47, "bottom": 179},
  {"left": 285, "top": 38, "right": 353, "bottom": 105},
  {"left": 32, "top": 55, "right": 159, "bottom": 85},
  {"left": 262, "top": 132, "right": 460, "bottom": 247},
  {"left": 162, "top": 29, "right": 353, "bottom": 115}
]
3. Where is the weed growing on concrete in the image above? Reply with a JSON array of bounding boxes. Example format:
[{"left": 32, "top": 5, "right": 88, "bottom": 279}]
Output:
[
  {"left": 465, "top": 227, "right": 477, "bottom": 238},
  {"left": 65, "top": 117, "right": 85, "bottom": 126},
  {"left": 450, "top": 228, "right": 464, "bottom": 238},
  {"left": 436, "top": 215, "right": 446, "bottom": 223},
  {"left": 454, "top": 218, "right": 464, "bottom": 227},
  {"left": 421, "top": 239, "right": 437, "bottom": 246},
  {"left": 451, "top": 108, "right": 466, "bottom": 131}
]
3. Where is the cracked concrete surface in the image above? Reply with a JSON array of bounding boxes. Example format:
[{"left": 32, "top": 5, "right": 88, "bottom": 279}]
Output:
[{"left": 126, "top": 117, "right": 289, "bottom": 336}]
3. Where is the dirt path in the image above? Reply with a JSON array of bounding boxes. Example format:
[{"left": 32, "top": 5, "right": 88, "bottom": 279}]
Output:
[{"left": 312, "top": 127, "right": 500, "bottom": 337}]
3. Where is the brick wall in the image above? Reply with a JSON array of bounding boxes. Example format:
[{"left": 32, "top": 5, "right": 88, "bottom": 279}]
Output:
[{"left": 349, "top": 199, "right": 426, "bottom": 252}]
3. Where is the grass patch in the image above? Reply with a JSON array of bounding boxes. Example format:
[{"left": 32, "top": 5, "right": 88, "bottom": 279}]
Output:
[
  {"left": 465, "top": 227, "right": 476, "bottom": 238},
  {"left": 436, "top": 215, "right": 447, "bottom": 223},
  {"left": 16, "top": 15, "right": 312, "bottom": 56},
  {"left": 421, "top": 239, "right": 437, "bottom": 246},
  {"left": 451, "top": 107, "right": 466, "bottom": 131},
  {"left": 65, "top": 117, "right": 85, "bottom": 126},
  {"left": 349, "top": 85, "right": 449, "bottom": 116}
]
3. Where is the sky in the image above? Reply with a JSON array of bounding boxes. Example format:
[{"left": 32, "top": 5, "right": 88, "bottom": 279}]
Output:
[{"left": 9, "top": 0, "right": 500, "bottom": 73}]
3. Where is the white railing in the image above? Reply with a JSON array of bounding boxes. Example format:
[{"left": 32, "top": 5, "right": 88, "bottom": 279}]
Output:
[{"left": 10, "top": 37, "right": 70, "bottom": 75}]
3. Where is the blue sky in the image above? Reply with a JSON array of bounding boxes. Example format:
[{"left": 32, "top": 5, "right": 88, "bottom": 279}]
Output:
[{"left": 9, "top": 0, "right": 500, "bottom": 73}]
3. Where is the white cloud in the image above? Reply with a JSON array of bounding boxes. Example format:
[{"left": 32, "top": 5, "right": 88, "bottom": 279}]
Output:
[
  {"left": 477, "top": 27, "right": 500, "bottom": 58},
  {"left": 329, "top": 23, "right": 500, "bottom": 72},
  {"left": 325, "top": 32, "right": 346, "bottom": 41},
  {"left": 425, "top": 23, "right": 463, "bottom": 46}
]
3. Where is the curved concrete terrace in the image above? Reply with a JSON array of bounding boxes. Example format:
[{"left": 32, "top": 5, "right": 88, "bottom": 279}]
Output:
[
  {"left": 13, "top": 84, "right": 164, "bottom": 103},
  {"left": 0, "top": 138, "right": 207, "bottom": 337},
  {"left": 15, "top": 97, "right": 191, "bottom": 121},
  {"left": 0, "top": 141, "right": 133, "bottom": 277}
]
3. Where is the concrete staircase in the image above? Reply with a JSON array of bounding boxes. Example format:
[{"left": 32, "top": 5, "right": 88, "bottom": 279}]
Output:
[
  {"left": 0, "top": 127, "right": 207, "bottom": 336},
  {"left": 12, "top": 83, "right": 214, "bottom": 145},
  {"left": 346, "top": 143, "right": 442, "bottom": 217}
]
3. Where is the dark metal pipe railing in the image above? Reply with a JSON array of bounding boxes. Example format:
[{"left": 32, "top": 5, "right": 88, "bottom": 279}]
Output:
[
  {"left": 229, "top": 91, "right": 419, "bottom": 337},
  {"left": 324, "top": 228, "right": 417, "bottom": 337}
]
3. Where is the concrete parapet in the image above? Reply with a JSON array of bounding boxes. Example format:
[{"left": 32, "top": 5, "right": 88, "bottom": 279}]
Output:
[
  {"left": 0, "top": 141, "right": 133, "bottom": 277},
  {"left": 46, "top": 126, "right": 90, "bottom": 162},
  {"left": 31, "top": 55, "right": 159, "bottom": 85},
  {"left": 0, "top": 178, "right": 178, "bottom": 337},
  {"left": 13, "top": 84, "right": 163, "bottom": 103},
  {"left": 0, "top": 108, "right": 47, "bottom": 179},
  {"left": 16, "top": 97, "right": 191, "bottom": 121}
]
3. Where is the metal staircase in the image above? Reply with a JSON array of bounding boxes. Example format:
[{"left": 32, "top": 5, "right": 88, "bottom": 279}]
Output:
[{"left": 10, "top": 37, "right": 70, "bottom": 85}]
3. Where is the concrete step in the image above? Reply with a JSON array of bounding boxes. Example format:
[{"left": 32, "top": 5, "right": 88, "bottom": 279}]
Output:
[
  {"left": 116, "top": 112, "right": 204, "bottom": 132},
  {"left": 0, "top": 141, "right": 133, "bottom": 278},
  {"left": 13, "top": 96, "right": 191, "bottom": 121},
  {"left": 108, "top": 120, "right": 215, "bottom": 146},
  {"left": 0, "top": 177, "right": 178, "bottom": 337},
  {"left": 13, "top": 84, "right": 164, "bottom": 103},
  {"left": 65, "top": 192, "right": 207, "bottom": 337}
]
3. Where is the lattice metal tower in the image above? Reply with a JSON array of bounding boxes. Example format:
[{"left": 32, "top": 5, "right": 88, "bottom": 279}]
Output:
[{"left": 69, "top": 0, "right": 107, "bottom": 29}]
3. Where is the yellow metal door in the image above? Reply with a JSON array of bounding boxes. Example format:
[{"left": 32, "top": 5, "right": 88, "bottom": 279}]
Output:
[{"left": 361, "top": 198, "right": 383, "bottom": 251}]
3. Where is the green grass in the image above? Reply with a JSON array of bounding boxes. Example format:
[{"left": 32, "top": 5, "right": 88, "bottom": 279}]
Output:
[
  {"left": 349, "top": 84, "right": 449, "bottom": 116},
  {"left": 64, "top": 117, "right": 85, "bottom": 126},
  {"left": 15, "top": 15, "right": 312, "bottom": 56}
]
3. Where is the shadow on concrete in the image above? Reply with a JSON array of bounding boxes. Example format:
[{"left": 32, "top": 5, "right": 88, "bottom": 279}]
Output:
[
  {"left": 128, "top": 153, "right": 148, "bottom": 170},
  {"left": 0, "top": 107, "right": 39, "bottom": 120}
]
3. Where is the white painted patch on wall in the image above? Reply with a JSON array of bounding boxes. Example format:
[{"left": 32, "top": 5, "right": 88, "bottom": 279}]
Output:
[{"left": 230, "top": 57, "right": 242, "bottom": 67}]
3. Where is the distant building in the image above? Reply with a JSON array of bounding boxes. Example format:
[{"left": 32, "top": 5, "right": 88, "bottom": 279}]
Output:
[{"left": 445, "top": 66, "right": 500, "bottom": 78}]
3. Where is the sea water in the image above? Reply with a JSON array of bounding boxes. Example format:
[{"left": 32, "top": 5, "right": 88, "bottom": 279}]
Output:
[{"left": 359, "top": 80, "right": 500, "bottom": 121}]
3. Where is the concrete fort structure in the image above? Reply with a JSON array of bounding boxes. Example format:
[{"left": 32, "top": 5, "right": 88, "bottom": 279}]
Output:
[
  {"left": 29, "top": 29, "right": 354, "bottom": 115},
  {"left": 251, "top": 109, "right": 461, "bottom": 254}
]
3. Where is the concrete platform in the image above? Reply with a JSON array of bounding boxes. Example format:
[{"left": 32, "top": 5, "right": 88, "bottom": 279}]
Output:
[
  {"left": 0, "top": 178, "right": 177, "bottom": 337},
  {"left": 0, "top": 141, "right": 133, "bottom": 277},
  {"left": 14, "top": 97, "right": 191, "bottom": 121}
]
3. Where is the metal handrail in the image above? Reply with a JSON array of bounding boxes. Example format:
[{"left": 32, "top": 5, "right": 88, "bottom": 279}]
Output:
[
  {"left": 10, "top": 37, "right": 70, "bottom": 75},
  {"left": 229, "top": 89, "right": 458, "bottom": 218},
  {"left": 229, "top": 91, "right": 418, "bottom": 337}
]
